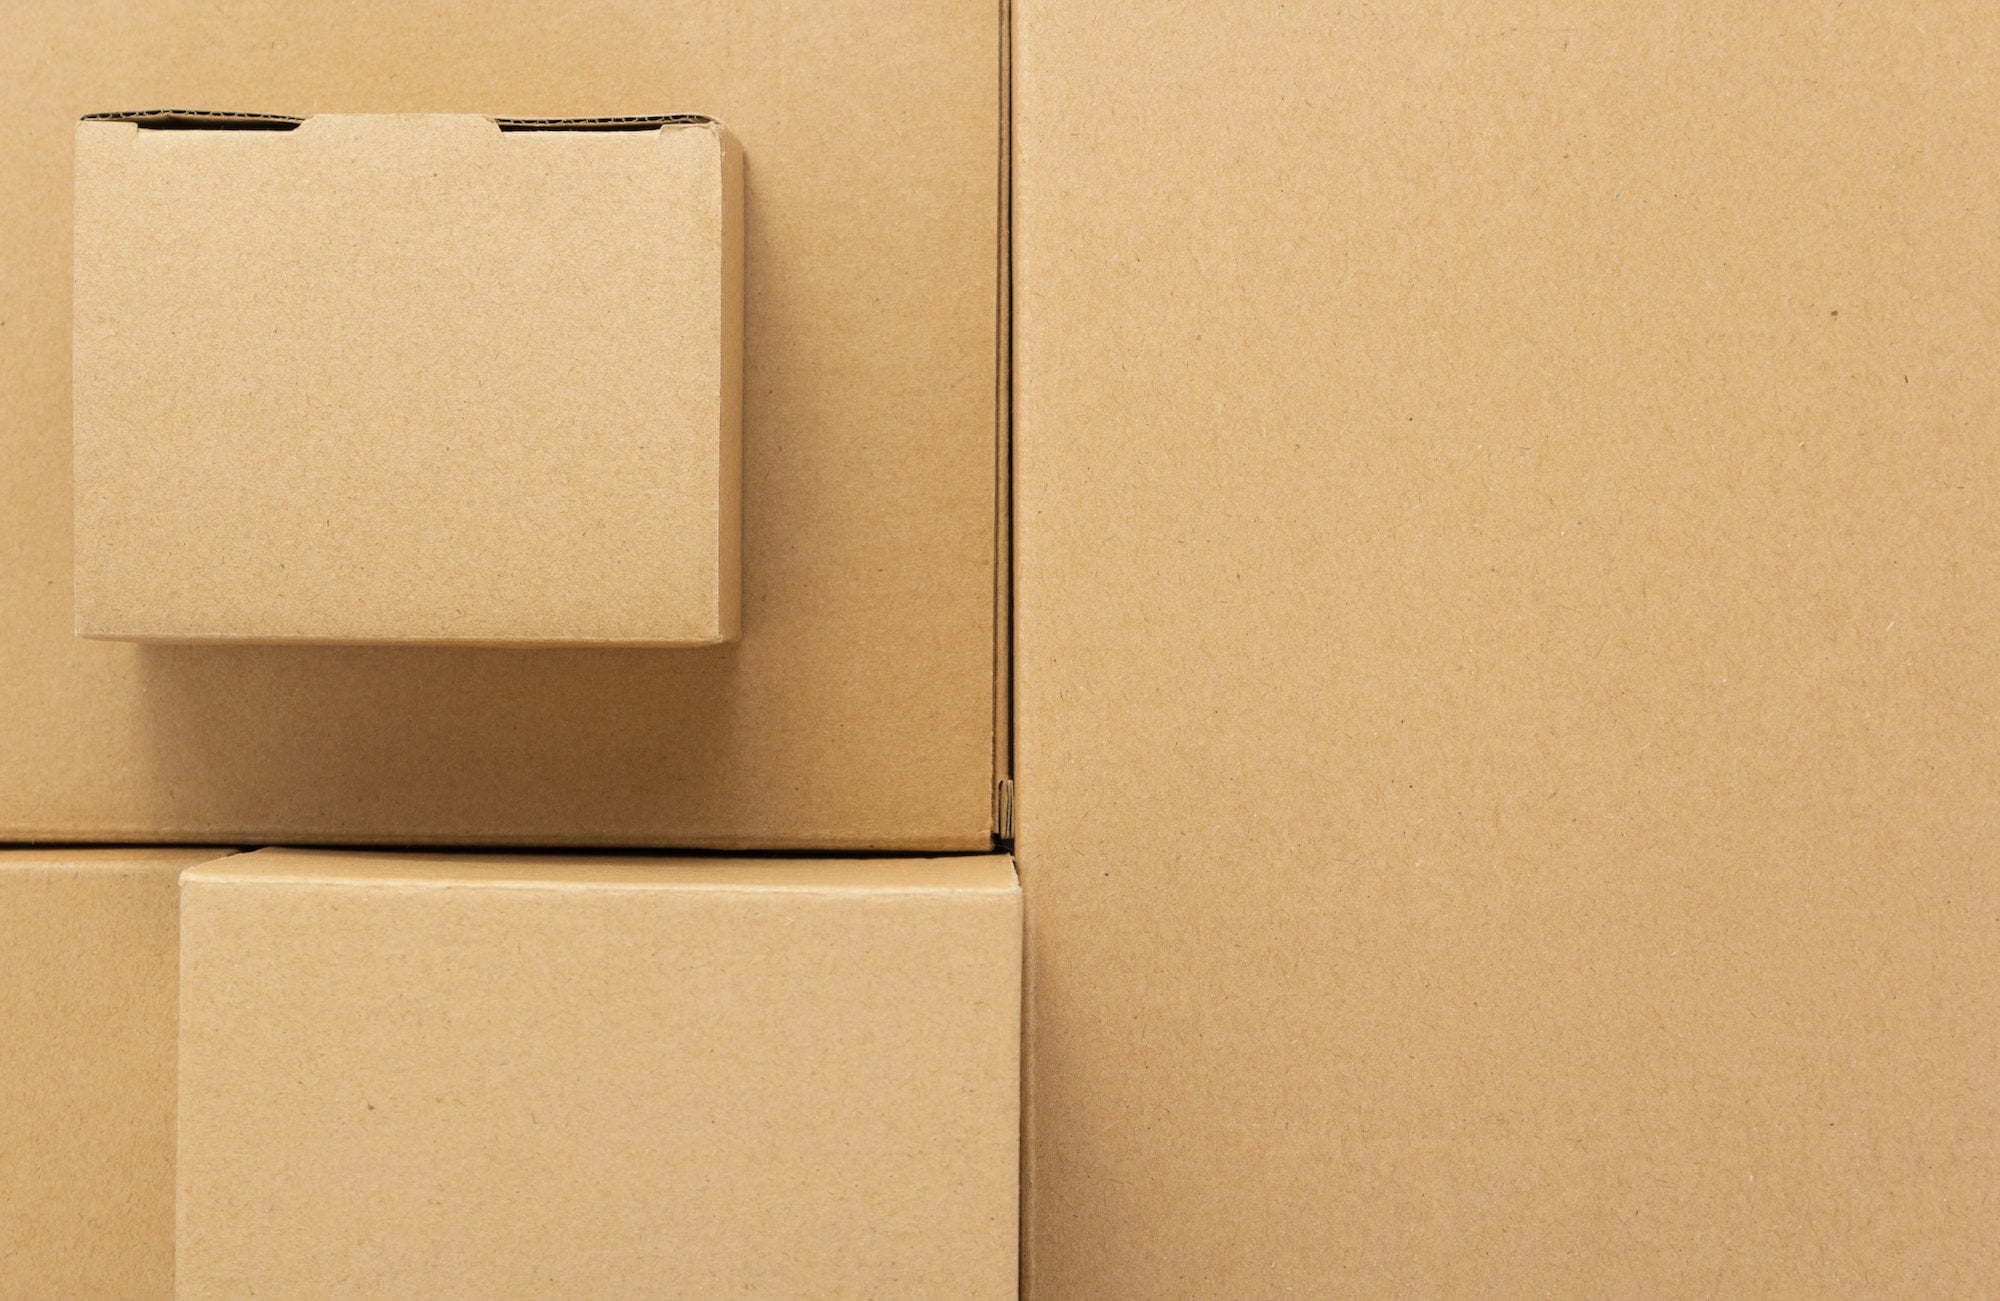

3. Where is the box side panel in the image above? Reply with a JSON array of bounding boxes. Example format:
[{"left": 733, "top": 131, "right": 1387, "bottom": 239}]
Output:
[
  {"left": 1016, "top": 2, "right": 2000, "bottom": 1295},
  {"left": 0, "top": 849, "right": 230, "bottom": 1298}
]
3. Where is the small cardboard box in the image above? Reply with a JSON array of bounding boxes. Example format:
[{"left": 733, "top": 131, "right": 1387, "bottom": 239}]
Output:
[
  {"left": 0, "top": 847, "right": 234, "bottom": 1300},
  {"left": 73, "top": 112, "right": 742, "bottom": 646},
  {"left": 176, "top": 849, "right": 1021, "bottom": 1299}
]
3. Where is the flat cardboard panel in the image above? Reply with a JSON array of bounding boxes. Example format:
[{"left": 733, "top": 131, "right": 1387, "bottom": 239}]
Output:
[
  {"left": 74, "top": 114, "right": 742, "bottom": 647},
  {"left": 177, "top": 848, "right": 1021, "bottom": 1299},
  {"left": 0, "top": 847, "right": 234, "bottom": 1300},
  {"left": 0, "top": 0, "right": 1000, "bottom": 848},
  {"left": 1015, "top": 2, "right": 2000, "bottom": 1295}
]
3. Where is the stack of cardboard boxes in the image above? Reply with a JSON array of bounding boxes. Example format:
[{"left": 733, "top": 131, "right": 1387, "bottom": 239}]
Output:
[
  {"left": 4, "top": 5, "right": 1019, "bottom": 1296},
  {"left": 8, "top": 2, "right": 1998, "bottom": 1296}
]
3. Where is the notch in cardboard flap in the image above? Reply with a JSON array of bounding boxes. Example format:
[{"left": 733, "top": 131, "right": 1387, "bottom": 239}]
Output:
[
  {"left": 82, "top": 108, "right": 302, "bottom": 130},
  {"left": 495, "top": 114, "right": 717, "bottom": 132},
  {"left": 82, "top": 109, "right": 720, "bottom": 134}
]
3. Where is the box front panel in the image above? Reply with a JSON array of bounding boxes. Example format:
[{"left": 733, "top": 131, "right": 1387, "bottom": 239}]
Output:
[
  {"left": 176, "top": 852, "right": 1021, "bottom": 1298},
  {"left": 73, "top": 118, "right": 735, "bottom": 647}
]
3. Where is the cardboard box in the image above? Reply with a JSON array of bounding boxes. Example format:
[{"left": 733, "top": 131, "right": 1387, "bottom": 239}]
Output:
[
  {"left": 74, "top": 111, "right": 742, "bottom": 647},
  {"left": 0, "top": 847, "right": 234, "bottom": 1300},
  {"left": 177, "top": 848, "right": 1021, "bottom": 1299},
  {"left": 0, "top": 0, "right": 1003, "bottom": 849},
  {"left": 1015, "top": 1, "right": 2000, "bottom": 1295}
]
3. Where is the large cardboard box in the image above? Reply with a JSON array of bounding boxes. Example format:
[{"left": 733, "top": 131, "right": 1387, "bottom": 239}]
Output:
[
  {"left": 0, "top": 847, "right": 234, "bottom": 1300},
  {"left": 177, "top": 849, "right": 1022, "bottom": 1299},
  {"left": 0, "top": 0, "right": 1005, "bottom": 849},
  {"left": 1015, "top": 2, "right": 2000, "bottom": 1295},
  {"left": 73, "top": 112, "right": 743, "bottom": 647}
]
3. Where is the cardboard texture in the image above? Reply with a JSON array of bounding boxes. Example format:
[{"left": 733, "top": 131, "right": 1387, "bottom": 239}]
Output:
[
  {"left": 1016, "top": 2, "right": 2000, "bottom": 1296},
  {"left": 0, "top": 0, "right": 1002, "bottom": 848},
  {"left": 176, "top": 848, "right": 1021, "bottom": 1299},
  {"left": 0, "top": 847, "right": 234, "bottom": 1300},
  {"left": 74, "top": 112, "right": 743, "bottom": 647}
]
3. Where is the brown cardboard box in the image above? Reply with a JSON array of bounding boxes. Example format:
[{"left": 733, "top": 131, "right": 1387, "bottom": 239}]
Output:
[
  {"left": 0, "top": 0, "right": 1004, "bottom": 849},
  {"left": 176, "top": 848, "right": 1021, "bottom": 1299},
  {"left": 1015, "top": 1, "right": 2000, "bottom": 1295},
  {"left": 0, "top": 847, "right": 234, "bottom": 1300},
  {"left": 74, "top": 112, "right": 743, "bottom": 647}
]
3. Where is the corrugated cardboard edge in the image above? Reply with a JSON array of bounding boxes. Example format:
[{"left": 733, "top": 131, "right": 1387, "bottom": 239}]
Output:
[
  {"left": 81, "top": 109, "right": 302, "bottom": 128},
  {"left": 82, "top": 109, "right": 720, "bottom": 131},
  {"left": 1002, "top": 8, "right": 1034, "bottom": 1290},
  {"left": 993, "top": 0, "right": 1014, "bottom": 849}
]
